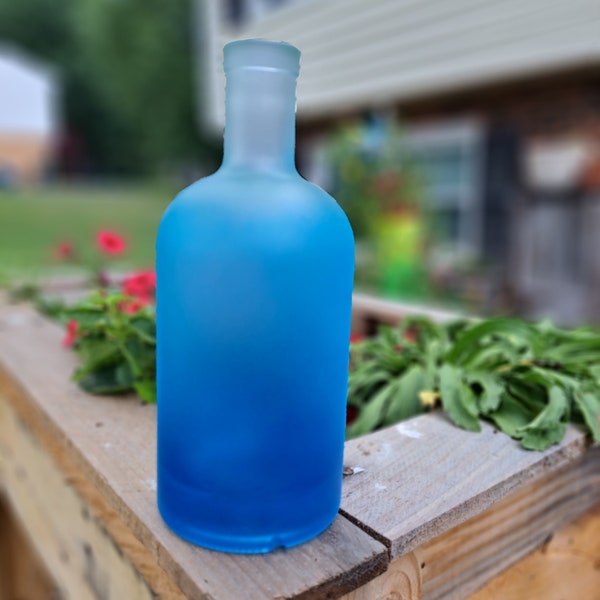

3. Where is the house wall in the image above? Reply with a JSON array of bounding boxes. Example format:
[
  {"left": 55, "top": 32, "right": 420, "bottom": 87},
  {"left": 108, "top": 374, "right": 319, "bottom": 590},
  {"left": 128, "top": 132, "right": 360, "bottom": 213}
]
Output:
[
  {"left": 393, "top": 70, "right": 600, "bottom": 323},
  {"left": 296, "top": 69, "right": 600, "bottom": 323},
  {"left": 398, "top": 68, "right": 600, "bottom": 140},
  {"left": 203, "top": 0, "right": 600, "bottom": 322},
  {"left": 204, "top": 0, "right": 600, "bottom": 130},
  {"left": 0, "top": 135, "right": 53, "bottom": 184},
  {"left": 0, "top": 48, "right": 59, "bottom": 184}
]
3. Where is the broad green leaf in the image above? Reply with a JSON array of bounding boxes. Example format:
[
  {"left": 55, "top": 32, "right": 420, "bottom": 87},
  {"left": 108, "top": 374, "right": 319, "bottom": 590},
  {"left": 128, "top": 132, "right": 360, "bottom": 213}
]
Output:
[
  {"left": 64, "top": 310, "right": 108, "bottom": 328},
  {"left": 422, "top": 339, "right": 442, "bottom": 390},
  {"left": 401, "top": 316, "right": 444, "bottom": 347},
  {"left": 523, "top": 366, "right": 578, "bottom": 392},
  {"left": 488, "top": 394, "right": 534, "bottom": 438},
  {"left": 445, "top": 318, "right": 538, "bottom": 366},
  {"left": 573, "top": 392, "right": 600, "bottom": 442},
  {"left": 129, "top": 317, "right": 156, "bottom": 344},
  {"left": 134, "top": 380, "right": 157, "bottom": 403},
  {"left": 78, "top": 363, "right": 134, "bottom": 395},
  {"left": 346, "top": 382, "right": 398, "bottom": 439},
  {"left": 73, "top": 340, "right": 121, "bottom": 379},
  {"left": 518, "top": 386, "right": 568, "bottom": 433},
  {"left": 512, "top": 386, "right": 568, "bottom": 451},
  {"left": 466, "top": 346, "right": 512, "bottom": 371},
  {"left": 444, "top": 319, "right": 471, "bottom": 342},
  {"left": 468, "top": 372, "right": 504, "bottom": 414},
  {"left": 505, "top": 377, "right": 547, "bottom": 415},
  {"left": 348, "top": 366, "right": 390, "bottom": 401},
  {"left": 439, "top": 364, "right": 481, "bottom": 432},
  {"left": 124, "top": 336, "right": 152, "bottom": 366},
  {"left": 520, "top": 423, "right": 566, "bottom": 451},
  {"left": 379, "top": 352, "right": 409, "bottom": 373},
  {"left": 383, "top": 365, "right": 425, "bottom": 425},
  {"left": 546, "top": 338, "right": 600, "bottom": 364},
  {"left": 587, "top": 365, "right": 600, "bottom": 382}
]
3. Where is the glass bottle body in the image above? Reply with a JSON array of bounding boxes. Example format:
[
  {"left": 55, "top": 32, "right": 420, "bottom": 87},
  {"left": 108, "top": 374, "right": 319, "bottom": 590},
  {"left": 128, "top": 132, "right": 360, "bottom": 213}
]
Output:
[{"left": 156, "top": 40, "right": 355, "bottom": 553}]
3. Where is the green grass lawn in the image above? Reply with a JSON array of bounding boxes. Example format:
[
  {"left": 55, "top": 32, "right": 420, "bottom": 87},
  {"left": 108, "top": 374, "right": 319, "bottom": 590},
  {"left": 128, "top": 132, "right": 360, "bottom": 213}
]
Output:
[{"left": 0, "top": 181, "right": 179, "bottom": 283}]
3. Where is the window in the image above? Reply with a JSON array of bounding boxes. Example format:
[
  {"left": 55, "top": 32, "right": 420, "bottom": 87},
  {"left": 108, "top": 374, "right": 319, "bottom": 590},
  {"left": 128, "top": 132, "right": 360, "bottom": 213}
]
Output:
[
  {"left": 405, "top": 119, "right": 485, "bottom": 262},
  {"left": 225, "top": 0, "right": 305, "bottom": 27}
]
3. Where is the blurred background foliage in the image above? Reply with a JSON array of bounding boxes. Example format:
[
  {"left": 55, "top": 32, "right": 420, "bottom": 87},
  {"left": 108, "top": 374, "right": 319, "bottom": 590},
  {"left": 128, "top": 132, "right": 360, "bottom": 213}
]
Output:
[
  {"left": 0, "top": 184, "right": 171, "bottom": 282},
  {"left": 326, "top": 117, "right": 424, "bottom": 240},
  {"left": 0, "top": 0, "right": 220, "bottom": 175}
]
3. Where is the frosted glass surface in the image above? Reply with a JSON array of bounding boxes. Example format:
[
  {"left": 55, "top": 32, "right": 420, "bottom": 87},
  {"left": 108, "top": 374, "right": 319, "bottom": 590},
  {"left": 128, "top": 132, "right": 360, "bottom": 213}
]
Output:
[{"left": 156, "top": 40, "right": 355, "bottom": 553}]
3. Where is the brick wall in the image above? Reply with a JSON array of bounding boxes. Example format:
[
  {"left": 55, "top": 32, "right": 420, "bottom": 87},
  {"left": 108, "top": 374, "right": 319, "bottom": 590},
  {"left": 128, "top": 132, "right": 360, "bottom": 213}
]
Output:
[{"left": 399, "top": 68, "right": 600, "bottom": 142}]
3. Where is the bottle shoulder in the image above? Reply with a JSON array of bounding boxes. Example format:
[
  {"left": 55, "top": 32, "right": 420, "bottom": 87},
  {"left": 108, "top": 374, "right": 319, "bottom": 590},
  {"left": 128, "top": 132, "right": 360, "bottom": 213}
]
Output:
[{"left": 158, "top": 169, "right": 353, "bottom": 242}]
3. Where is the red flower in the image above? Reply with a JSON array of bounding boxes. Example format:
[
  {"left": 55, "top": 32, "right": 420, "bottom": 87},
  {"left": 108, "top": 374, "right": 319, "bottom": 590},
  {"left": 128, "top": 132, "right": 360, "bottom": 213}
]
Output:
[
  {"left": 54, "top": 241, "right": 75, "bottom": 260},
  {"left": 122, "top": 271, "right": 156, "bottom": 303},
  {"left": 120, "top": 298, "right": 147, "bottom": 315},
  {"left": 62, "top": 320, "right": 79, "bottom": 348},
  {"left": 97, "top": 230, "right": 126, "bottom": 255},
  {"left": 350, "top": 333, "right": 365, "bottom": 344}
]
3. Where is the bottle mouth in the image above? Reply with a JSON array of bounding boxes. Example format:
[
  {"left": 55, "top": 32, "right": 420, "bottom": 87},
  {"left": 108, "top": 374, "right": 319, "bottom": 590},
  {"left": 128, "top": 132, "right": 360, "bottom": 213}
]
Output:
[{"left": 224, "top": 39, "right": 300, "bottom": 76}]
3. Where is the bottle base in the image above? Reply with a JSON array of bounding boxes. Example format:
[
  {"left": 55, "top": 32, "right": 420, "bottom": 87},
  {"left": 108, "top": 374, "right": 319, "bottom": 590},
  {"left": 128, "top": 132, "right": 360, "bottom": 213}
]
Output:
[{"left": 158, "top": 500, "right": 338, "bottom": 554}]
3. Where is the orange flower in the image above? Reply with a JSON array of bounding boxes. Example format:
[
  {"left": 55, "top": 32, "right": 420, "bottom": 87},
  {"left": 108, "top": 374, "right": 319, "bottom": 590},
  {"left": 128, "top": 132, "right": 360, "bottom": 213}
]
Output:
[{"left": 97, "top": 230, "right": 126, "bottom": 255}]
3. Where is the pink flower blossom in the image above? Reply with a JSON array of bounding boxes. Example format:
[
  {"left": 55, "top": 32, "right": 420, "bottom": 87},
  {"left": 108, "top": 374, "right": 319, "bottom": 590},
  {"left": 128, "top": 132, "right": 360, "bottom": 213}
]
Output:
[
  {"left": 97, "top": 230, "right": 126, "bottom": 255},
  {"left": 122, "top": 271, "right": 156, "bottom": 303},
  {"left": 62, "top": 320, "right": 79, "bottom": 348}
]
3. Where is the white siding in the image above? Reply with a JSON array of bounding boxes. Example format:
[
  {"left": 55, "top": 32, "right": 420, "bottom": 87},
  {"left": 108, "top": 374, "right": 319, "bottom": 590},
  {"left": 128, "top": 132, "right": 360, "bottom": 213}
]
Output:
[
  {"left": 203, "top": 0, "right": 600, "bottom": 128},
  {"left": 0, "top": 48, "right": 58, "bottom": 137}
]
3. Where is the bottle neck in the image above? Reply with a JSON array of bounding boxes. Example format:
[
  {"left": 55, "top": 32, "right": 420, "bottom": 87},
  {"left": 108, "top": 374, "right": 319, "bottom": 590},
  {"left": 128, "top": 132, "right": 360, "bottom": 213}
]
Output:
[{"left": 222, "top": 68, "right": 297, "bottom": 173}]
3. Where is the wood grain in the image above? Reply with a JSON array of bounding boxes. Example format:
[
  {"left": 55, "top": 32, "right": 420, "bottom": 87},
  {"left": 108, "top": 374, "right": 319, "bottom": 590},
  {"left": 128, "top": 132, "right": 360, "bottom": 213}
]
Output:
[
  {"left": 341, "top": 411, "right": 589, "bottom": 559},
  {"left": 0, "top": 396, "right": 162, "bottom": 600},
  {"left": 339, "top": 550, "right": 423, "bottom": 600},
  {"left": 419, "top": 446, "right": 600, "bottom": 599},
  {"left": 468, "top": 503, "right": 600, "bottom": 600},
  {"left": 2, "top": 300, "right": 599, "bottom": 599},
  {"left": 0, "top": 305, "right": 388, "bottom": 600},
  {"left": 0, "top": 495, "right": 58, "bottom": 600}
]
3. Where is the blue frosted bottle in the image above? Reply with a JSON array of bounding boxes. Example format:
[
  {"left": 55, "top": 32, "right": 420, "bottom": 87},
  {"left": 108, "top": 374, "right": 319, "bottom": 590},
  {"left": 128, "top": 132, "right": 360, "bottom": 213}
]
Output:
[{"left": 156, "top": 39, "right": 355, "bottom": 553}]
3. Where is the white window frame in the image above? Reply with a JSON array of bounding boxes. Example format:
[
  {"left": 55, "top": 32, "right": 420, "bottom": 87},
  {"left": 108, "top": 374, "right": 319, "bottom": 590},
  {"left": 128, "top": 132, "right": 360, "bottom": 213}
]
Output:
[{"left": 404, "top": 118, "right": 485, "bottom": 261}]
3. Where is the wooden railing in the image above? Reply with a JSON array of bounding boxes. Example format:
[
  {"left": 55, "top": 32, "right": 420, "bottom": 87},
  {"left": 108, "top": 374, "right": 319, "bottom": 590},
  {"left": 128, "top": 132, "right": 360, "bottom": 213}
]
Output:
[{"left": 0, "top": 298, "right": 598, "bottom": 599}]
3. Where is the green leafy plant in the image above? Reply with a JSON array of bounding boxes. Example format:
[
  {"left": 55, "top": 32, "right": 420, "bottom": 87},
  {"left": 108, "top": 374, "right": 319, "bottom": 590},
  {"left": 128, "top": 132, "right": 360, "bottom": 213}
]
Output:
[
  {"left": 60, "top": 292, "right": 157, "bottom": 403},
  {"left": 347, "top": 317, "right": 600, "bottom": 450}
]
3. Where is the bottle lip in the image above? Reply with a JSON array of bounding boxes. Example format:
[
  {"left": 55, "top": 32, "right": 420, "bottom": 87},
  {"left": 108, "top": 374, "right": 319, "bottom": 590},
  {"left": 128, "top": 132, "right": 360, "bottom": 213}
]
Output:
[{"left": 224, "top": 39, "right": 300, "bottom": 76}]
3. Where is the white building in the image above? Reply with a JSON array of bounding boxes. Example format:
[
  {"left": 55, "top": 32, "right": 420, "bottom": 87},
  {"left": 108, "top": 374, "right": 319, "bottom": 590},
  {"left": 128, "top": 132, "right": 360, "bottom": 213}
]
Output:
[
  {"left": 0, "top": 47, "right": 59, "bottom": 183},
  {"left": 199, "top": 0, "right": 600, "bottom": 323}
]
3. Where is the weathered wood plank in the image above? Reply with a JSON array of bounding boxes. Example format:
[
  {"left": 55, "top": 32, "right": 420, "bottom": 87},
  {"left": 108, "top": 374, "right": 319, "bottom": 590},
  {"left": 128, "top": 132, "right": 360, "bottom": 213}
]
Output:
[
  {"left": 2, "top": 299, "right": 599, "bottom": 599},
  {"left": 0, "top": 305, "right": 388, "bottom": 600},
  {"left": 339, "top": 551, "right": 423, "bottom": 600},
  {"left": 340, "top": 449, "right": 600, "bottom": 600},
  {"left": 341, "top": 412, "right": 590, "bottom": 560},
  {"left": 351, "top": 293, "right": 460, "bottom": 335},
  {"left": 468, "top": 503, "right": 600, "bottom": 600},
  {"left": 0, "top": 495, "right": 59, "bottom": 600},
  {"left": 419, "top": 446, "right": 600, "bottom": 599},
  {"left": 0, "top": 395, "right": 165, "bottom": 600}
]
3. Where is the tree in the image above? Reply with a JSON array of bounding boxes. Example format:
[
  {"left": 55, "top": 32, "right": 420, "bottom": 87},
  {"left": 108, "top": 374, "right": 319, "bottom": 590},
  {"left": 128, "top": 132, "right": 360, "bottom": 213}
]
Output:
[
  {"left": 72, "top": 0, "right": 219, "bottom": 172},
  {"left": 0, "top": 0, "right": 219, "bottom": 174}
]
